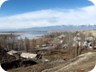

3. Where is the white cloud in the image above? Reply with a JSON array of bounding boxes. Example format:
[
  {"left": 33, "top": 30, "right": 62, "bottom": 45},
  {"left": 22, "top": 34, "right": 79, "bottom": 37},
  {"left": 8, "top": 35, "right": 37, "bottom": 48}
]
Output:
[
  {"left": 0, "top": 5, "right": 96, "bottom": 29},
  {"left": 89, "top": 0, "right": 96, "bottom": 6}
]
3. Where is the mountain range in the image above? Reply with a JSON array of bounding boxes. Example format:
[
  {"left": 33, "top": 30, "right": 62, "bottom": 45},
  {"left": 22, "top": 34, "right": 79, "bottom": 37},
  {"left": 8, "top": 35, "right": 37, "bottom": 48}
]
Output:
[
  {"left": 0, "top": 25, "right": 96, "bottom": 31},
  {"left": 23, "top": 25, "right": 96, "bottom": 31}
]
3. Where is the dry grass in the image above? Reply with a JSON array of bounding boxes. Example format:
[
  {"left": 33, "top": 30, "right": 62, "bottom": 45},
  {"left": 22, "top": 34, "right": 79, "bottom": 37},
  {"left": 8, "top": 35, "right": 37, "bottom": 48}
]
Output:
[
  {"left": 81, "top": 30, "right": 96, "bottom": 37},
  {"left": 42, "top": 52, "right": 96, "bottom": 72}
]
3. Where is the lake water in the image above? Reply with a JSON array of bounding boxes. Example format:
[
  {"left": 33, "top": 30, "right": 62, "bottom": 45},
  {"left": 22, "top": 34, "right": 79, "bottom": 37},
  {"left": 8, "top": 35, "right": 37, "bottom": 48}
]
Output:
[
  {"left": 0, "top": 32, "right": 49, "bottom": 39},
  {"left": 18, "top": 32, "right": 49, "bottom": 39}
]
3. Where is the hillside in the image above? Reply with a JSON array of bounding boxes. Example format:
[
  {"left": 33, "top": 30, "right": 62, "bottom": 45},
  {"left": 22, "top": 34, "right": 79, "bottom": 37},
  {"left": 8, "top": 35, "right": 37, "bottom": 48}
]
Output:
[
  {"left": 9, "top": 52, "right": 96, "bottom": 72},
  {"left": 42, "top": 52, "right": 96, "bottom": 72}
]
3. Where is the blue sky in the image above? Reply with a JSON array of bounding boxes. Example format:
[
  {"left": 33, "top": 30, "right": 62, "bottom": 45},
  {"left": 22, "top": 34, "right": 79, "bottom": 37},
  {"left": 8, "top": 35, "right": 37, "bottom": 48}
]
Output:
[
  {"left": 0, "top": 0, "right": 95, "bottom": 29},
  {"left": 0, "top": 0, "right": 93, "bottom": 16}
]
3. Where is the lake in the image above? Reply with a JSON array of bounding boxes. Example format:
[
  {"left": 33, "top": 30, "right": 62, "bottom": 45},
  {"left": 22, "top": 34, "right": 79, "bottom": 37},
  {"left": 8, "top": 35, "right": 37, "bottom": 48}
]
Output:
[{"left": 18, "top": 32, "right": 49, "bottom": 39}]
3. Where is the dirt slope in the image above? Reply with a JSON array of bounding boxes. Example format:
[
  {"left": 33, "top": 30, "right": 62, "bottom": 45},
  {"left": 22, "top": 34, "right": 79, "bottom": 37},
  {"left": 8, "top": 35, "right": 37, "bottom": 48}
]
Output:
[
  {"left": 42, "top": 52, "right": 96, "bottom": 72},
  {"left": 9, "top": 52, "right": 96, "bottom": 72}
]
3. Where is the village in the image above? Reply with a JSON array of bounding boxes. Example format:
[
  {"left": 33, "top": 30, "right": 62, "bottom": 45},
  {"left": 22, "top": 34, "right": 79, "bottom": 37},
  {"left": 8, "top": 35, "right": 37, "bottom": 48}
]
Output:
[{"left": 0, "top": 30, "right": 96, "bottom": 72}]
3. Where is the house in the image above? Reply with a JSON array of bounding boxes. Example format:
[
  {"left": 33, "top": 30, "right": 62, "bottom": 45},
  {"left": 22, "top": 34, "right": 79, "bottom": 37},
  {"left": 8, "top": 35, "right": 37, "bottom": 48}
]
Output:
[
  {"left": 7, "top": 50, "right": 18, "bottom": 55},
  {"left": 83, "top": 36, "right": 95, "bottom": 49},
  {"left": 82, "top": 41, "right": 88, "bottom": 48},
  {"left": 20, "top": 53, "right": 37, "bottom": 59},
  {"left": 73, "top": 36, "right": 81, "bottom": 47},
  {"left": 61, "top": 44, "right": 68, "bottom": 48},
  {"left": 7, "top": 50, "right": 48, "bottom": 63},
  {"left": 58, "top": 34, "right": 66, "bottom": 39},
  {"left": 85, "top": 36, "right": 94, "bottom": 42}
]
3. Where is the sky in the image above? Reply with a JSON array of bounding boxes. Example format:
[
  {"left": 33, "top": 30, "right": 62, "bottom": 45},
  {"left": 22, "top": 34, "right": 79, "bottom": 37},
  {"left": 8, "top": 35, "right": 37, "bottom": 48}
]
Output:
[{"left": 0, "top": 0, "right": 95, "bottom": 29}]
